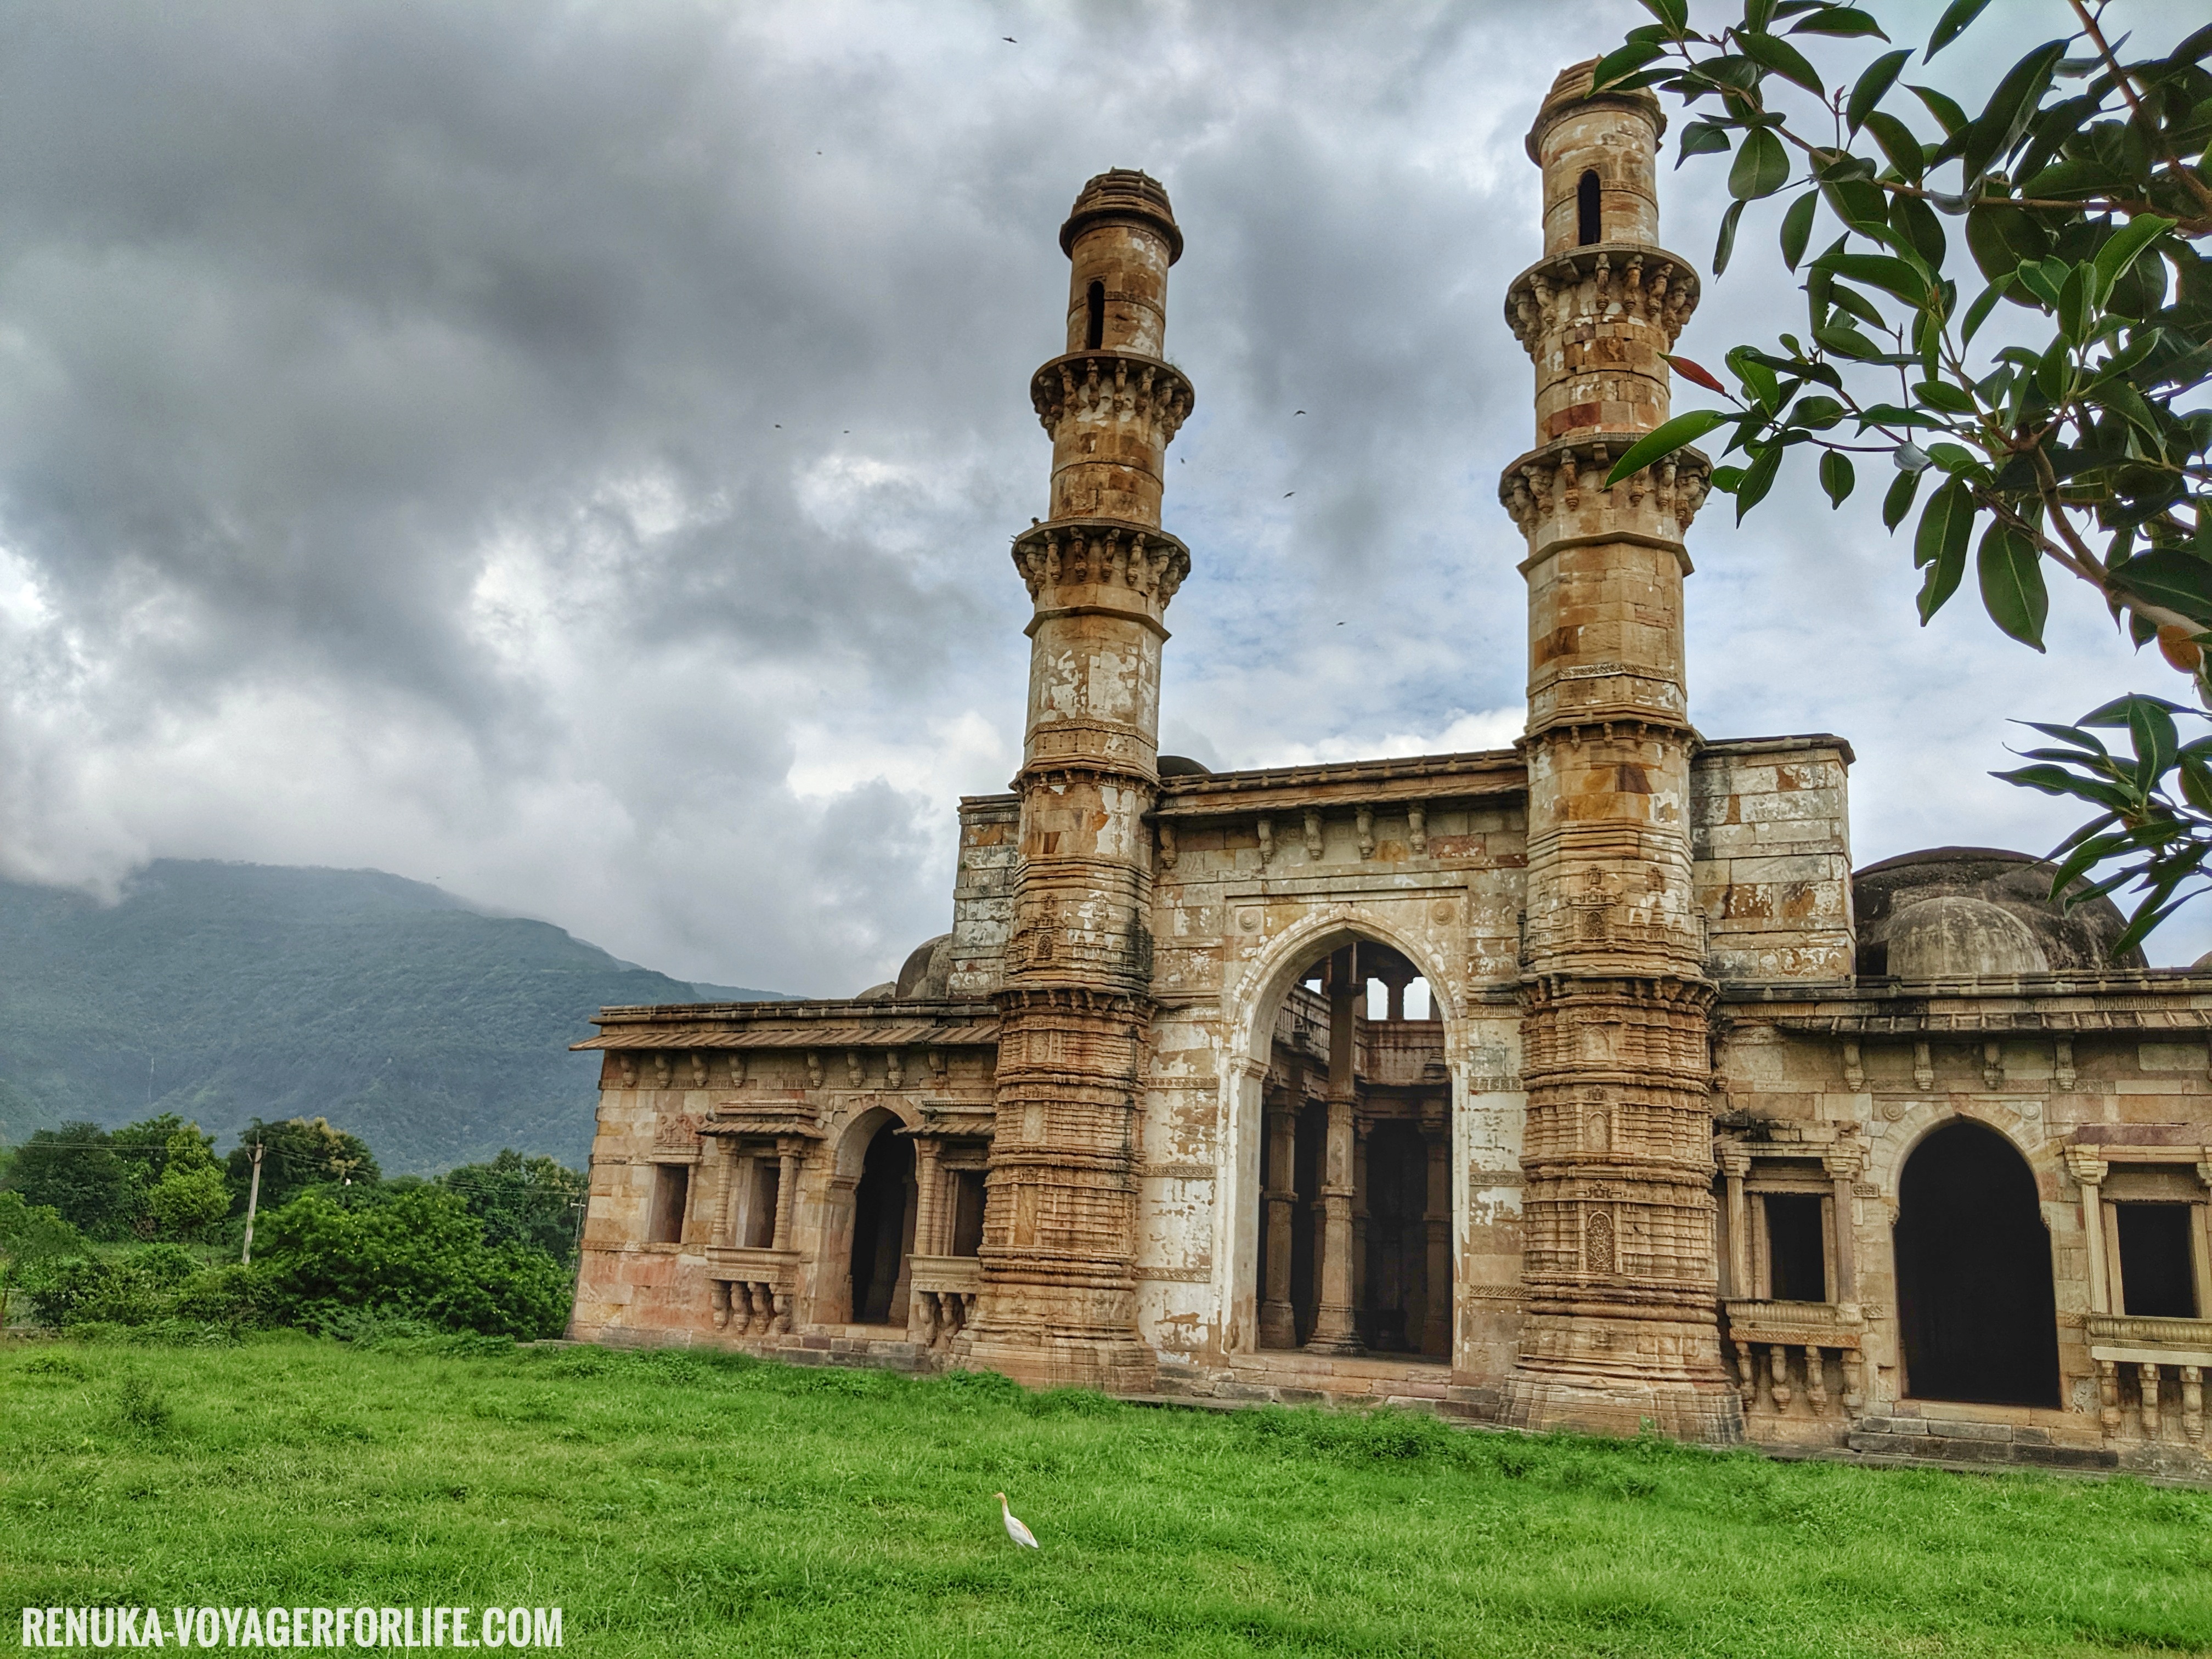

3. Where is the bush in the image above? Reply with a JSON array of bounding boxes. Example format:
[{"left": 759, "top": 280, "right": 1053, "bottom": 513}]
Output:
[
  {"left": 255, "top": 1187, "right": 569, "bottom": 1340},
  {"left": 20, "top": 1246, "right": 200, "bottom": 1328}
]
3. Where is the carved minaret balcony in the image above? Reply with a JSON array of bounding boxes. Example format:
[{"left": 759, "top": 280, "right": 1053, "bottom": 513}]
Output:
[
  {"left": 1496, "top": 62, "right": 1741, "bottom": 1444},
  {"left": 953, "top": 168, "right": 1191, "bottom": 1395}
]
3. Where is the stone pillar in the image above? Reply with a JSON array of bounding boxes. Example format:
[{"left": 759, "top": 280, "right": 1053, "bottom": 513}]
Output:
[
  {"left": 1308, "top": 949, "right": 1364, "bottom": 1353},
  {"left": 1421, "top": 1103, "right": 1452, "bottom": 1357},
  {"left": 1496, "top": 62, "right": 1737, "bottom": 1444},
  {"left": 2068, "top": 1148, "right": 2111, "bottom": 1315},
  {"left": 955, "top": 171, "right": 1193, "bottom": 1396},
  {"left": 1260, "top": 1088, "right": 1299, "bottom": 1348},
  {"left": 1719, "top": 1141, "right": 1751, "bottom": 1299},
  {"left": 772, "top": 1139, "right": 803, "bottom": 1254},
  {"left": 913, "top": 1137, "right": 945, "bottom": 1258},
  {"left": 1824, "top": 1147, "right": 1862, "bottom": 1307},
  {"left": 1352, "top": 1117, "right": 1372, "bottom": 1334},
  {"left": 708, "top": 1141, "right": 739, "bottom": 1249}
]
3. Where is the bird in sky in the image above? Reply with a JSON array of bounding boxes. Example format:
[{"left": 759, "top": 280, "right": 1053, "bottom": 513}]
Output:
[
  {"left": 995, "top": 1492, "right": 1039, "bottom": 1549},
  {"left": 1002, "top": 36, "right": 1017, "bottom": 42},
  {"left": 1295, "top": 409, "right": 1306, "bottom": 415},
  {"left": 1283, "top": 491, "right": 1295, "bottom": 498}
]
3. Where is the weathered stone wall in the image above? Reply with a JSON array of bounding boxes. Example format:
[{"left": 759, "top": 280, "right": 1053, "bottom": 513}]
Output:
[
  {"left": 947, "top": 794, "right": 1019, "bottom": 999},
  {"left": 1690, "top": 736, "right": 1855, "bottom": 984}
]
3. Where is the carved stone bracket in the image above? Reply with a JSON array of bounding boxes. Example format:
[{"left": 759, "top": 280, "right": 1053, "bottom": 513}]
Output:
[
  {"left": 1029, "top": 349, "right": 1193, "bottom": 443},
  {"left": 1504, "top": 244, "right": 1701, "bottom": 357},
  {"left": 1498, "top": 436, "right": 1709, "bottom": 538},
  {"left": 1011, "top": 517, "right": 1189, "bottom": 607}
]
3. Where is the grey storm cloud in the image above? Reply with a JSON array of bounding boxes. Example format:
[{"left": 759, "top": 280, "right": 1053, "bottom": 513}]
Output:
[{"left": 1, "top": 0, "right": 2209, "bottom": 990}]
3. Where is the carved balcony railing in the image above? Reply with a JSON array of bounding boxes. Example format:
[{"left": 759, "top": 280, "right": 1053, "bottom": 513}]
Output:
[
  {"left": 706, "top": 1246, "right": 799, "bottom": 1337},
  {"left": 1723, "top": 1299, "right": 1865, "bottom": 1421},
  {"left": 909, "top": 1254, "right": 982, "bottom": 1350},
  {"left": 2085, "top": 1314, "right": 2212, "bottom": 1444}
]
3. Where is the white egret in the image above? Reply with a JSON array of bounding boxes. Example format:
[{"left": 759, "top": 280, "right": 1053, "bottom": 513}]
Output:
[{"left": 994, "top": 1492, "right": 1039, "bottom": 1549}]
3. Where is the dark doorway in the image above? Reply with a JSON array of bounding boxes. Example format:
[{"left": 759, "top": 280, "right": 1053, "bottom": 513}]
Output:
[
  {"left": 1085, "top": 279, "right": 1105, "bottom": 349},
  {"left": 1361, "top": 1121, "right": 1429, "bottom": 1351},
  {"left": 849, "top": 1122, "right": 914, "bottom": 1324},
  {"left": 2117, "top": 1204, "right": 2197, "bottom": 1318},
  {"left": 1577, "top": 169, "right": 1601, "bottom": 245},
  {"left": 1894, "top": 1121, "right": 2060, "bottom": 1407}
]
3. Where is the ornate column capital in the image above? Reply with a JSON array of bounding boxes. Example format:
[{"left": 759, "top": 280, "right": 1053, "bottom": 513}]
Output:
[{"left": 2064, "top": 1146, "right": 2110, "bottom": 1187}]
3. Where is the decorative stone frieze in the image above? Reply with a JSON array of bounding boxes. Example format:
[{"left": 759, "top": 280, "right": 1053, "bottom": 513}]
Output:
[
  {"left": 1011, "top": 517, "right": 1189, "bottom": 608},
  {"left": 1499, "top": 436, "right": 1711, "bottom": 544},
  {"left": 1505, "top": 245, "right": 1700, "bottom": 352},
  {"left": 1030, "top": 351, "right": 1193, "bottom": 443}
]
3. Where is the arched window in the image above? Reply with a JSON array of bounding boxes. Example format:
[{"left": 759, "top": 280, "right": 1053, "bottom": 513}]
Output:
[
  {"left": 1085, "top": 279, "right": 1105, "bottom": 349},
  {"left": 1577, "top": 170, "right": 1601, "bottom": 245},
  {"left": 1894, "top": 1120, "right": 2061, "bottom": 1406}
]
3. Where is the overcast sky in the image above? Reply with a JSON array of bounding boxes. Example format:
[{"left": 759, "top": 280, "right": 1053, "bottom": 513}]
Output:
[{"left": 0, "top": 0, "right": 2204, "bottom": 994}]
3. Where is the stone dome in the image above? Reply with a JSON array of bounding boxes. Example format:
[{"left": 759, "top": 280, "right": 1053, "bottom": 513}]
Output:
[
  {"left": 893, "top": 932, "right": 954, "bottom": 1000},
  {"left": 1886, "top": 895, "right": 2049, "bottom": 978},
  {"left": 1853, "top": 846, "right": 2145, "bottom": 977}
]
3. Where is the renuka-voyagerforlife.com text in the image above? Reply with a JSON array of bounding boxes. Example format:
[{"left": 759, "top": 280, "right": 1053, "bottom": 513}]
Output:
[{"left": 22, "top": 1609, "right": 563, "bottom": 1650}]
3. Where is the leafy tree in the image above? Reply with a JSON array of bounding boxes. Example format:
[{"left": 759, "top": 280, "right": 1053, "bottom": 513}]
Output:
[
  {"left": 0, "top": 1190, "right": 86, "bottom": 1319},
  {"left": 440, "top": 1149, "right": 589, "bottom": 1265},
  {"left": 148, "top": 1136, "right": 231, "bottom": 1241},
  {"left": 223, "top": 1116, "right": 381, "bottom": 1212},
  {"left": 3, "top": 1122, "right": 137, "bottom": 1238},
  {"left": 1598, "top": 1, "right": 2212, "bottom": 950},
  {"left": 253, "top": 1187, "right": 569, "bottom": 1339}
]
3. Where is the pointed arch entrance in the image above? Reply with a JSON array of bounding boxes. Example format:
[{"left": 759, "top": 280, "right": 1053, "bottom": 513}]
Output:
[
  {"left": 1894, "top": 1119, "right": 2060, "bottom": 1407},
  {"left": 1244, "top": 933, "right": 1454, "bottom": 1359},
  {"left": 847, "top": 1113, "right": 917, "bottom": 1327}
]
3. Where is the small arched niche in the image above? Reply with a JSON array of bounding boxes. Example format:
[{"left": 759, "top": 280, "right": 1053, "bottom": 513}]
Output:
[
  {"left": 844, "top": 1111, "right": 917, "bottom": 1327},
  {"left": 1577, "top": 168, "right": 1601, "bottom": 245}
]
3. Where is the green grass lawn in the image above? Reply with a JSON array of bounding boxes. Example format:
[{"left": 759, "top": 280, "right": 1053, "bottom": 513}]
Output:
[{"left": 5, "top": 1336, "right": 2211, "bottom": 1657}]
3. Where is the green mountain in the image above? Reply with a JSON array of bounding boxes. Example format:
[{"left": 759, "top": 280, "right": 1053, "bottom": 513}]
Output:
[{"left": 0, "top": 861, "right": 792, "bottom": 1173}]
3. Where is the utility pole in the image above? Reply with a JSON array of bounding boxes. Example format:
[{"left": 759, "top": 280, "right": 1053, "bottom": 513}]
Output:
[{"left": 240, "top": 1139, "right": 264, "bottom": 1266}]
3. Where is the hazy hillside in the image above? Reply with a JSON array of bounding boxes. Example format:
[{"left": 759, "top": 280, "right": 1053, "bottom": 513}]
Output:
[{"left": 0, "top": 861, "right": 792, "bottom": 1173}]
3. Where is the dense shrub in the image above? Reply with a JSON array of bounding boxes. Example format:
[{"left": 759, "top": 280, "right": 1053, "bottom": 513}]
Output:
[
  {"left": 255, "top": 1188, "right": 569, "bottom": 1339},
  {"left": 21, "top": 1245, "right": 199, "bottom": 1327},
  {"left": 222, "top": 1117, "right": 381, "bottom": 1214}
]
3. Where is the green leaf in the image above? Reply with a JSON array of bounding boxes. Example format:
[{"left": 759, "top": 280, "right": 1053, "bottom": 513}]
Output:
[
  {"left": 2094, "top": 215, "right": 2175, "bottom": 290},
  {"left": 1737, "top": 31, "right": 1824, "bottom": 95},
  {"left": 1960, "top": 278, "right": 2008, "bottom": 344},
  {"left": 2056, "top": 261, "right": 2097, "bottom": 345},
  {"left": 1961, "top": 41, "right": 2067, "bottom": 179},
  {"left": 1675, "top": 120, "right": 1732, "bottom": 167},
  {"left": 1714, "top": 199, "right": 1747, "bottom": 274},
  {"left": 2109, "top": 550, "right": 2212, "bottom": 630},
  {"left": 1847, "top": 48, "right": 1912, "bottom": 131},
  {"left": 1915, "top": 476, "right": 1976, "bottom": 584},
  {"left": 1735, "top": 442, "right": 1785, "bottom": 521},
  {"left": 1601, "top": 408, "right": 1731, "bottom": 488},
  {"left": 1819, "top": 450, "right": 1855, "bottom": 507},
  {"left": 1729, "top": 127, "right": 1791, "bottom": 200},
  {"left": 1925, "top": 0, "right": 1993, "bottom": 61},
  {"left": 1814, "top": 322, "right": 1886, "bottom": 359},
  {"left": 1915, "top": 379, "right": 1976, "bottom": 414},
  {"left": 1882, "top": 465, "right": 1923, "bottom": 530},
  {"left": 1813, "top": 250, "right": 1931, "bottom": 304},
  {"left": 1779, "top": 191, "right": 1817, "bottom": 269},
  {"left": 1589, "top": 40, "right": 1664, "bottom": 93},
  {"left": 1728, "top": 346, "right": 1782, "bottom": 411},
  {"left": 1635, "top": 0, "right": 1690, "bottom": 31},
  {"left": 1906, "top": 83, "right": 1969, "bottom": 136},
  {"left": 1792, "top": 7, "right": 1887, "bottom": 40},
  {"left": 1976, "top": 521, "right": 2048, "bottom": 648},
  {"left": 1863, "top": 111, "right": 1926, "bottom": 180},
  {"left": 1889, "top": 193, "right": 1946, "bottom": 266},
  {"left": 2129, "top": 699, "right": 2181, "bottom": 788},
  {"left": 1793, "top": 394, "right": 1845, "bottom": 428}
]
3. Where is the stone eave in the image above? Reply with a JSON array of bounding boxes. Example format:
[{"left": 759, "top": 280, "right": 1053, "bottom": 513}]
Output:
[
  {"left": 1723, "top": 970, "right": 2212, "bottom": 1036},
  {"left": 1151, "top": 747, "right": 1525, "bottom": 821},
  {"left": 575, "top": 998, "right": 999, "bottom": 1051}
]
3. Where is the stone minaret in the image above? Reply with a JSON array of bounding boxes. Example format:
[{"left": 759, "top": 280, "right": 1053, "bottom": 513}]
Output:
[
  {"left": 953, "top": 171, "right": 1193, "bottom": 1393},
  {"left": 1495, "top": 65, "right": 1741, "bottom": 1441}
]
